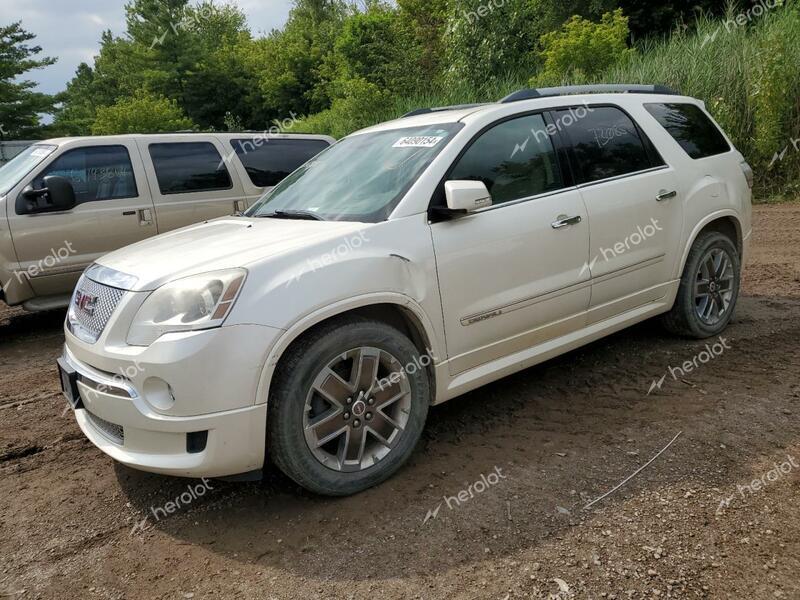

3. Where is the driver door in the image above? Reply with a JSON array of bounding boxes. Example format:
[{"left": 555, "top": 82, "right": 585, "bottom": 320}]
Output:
[
  {"left": 430, "top": 113, "right": 591, "bottom": 375},
  {"left": 7, "top": 141, "right": 156, "bottom": 297}
]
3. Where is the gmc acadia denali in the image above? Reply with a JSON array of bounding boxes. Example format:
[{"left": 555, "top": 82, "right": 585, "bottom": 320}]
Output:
[{"left": 57, "top": 85, "right": 752, "bottom": 495}]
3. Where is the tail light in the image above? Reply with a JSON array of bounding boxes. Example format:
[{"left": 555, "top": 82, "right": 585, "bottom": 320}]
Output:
[{"left": 740, "top": 160, "right": 754, "bottom": 189}]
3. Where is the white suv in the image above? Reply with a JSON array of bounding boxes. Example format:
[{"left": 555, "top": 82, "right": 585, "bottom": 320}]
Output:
[{"left": 58, "top": 85, "right": 753, "bottom": 495}]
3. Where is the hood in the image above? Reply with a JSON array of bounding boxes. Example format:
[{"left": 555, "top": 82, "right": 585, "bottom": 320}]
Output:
[{"left": 95, "top": 216, "right": 373, "bottom": 291}]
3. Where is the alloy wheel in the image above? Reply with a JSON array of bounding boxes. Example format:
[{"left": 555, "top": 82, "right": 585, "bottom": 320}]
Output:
[
  {"left": 303, "top": 347, "right": 412, "bottom": 472},
  {"left": 694, "top": 247, "right": 735, "bottom": 326}
]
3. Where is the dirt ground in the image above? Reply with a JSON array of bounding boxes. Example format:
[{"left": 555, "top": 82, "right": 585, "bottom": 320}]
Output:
[{"left": 2, "top": 202, "right": 800, "bottom": 600}]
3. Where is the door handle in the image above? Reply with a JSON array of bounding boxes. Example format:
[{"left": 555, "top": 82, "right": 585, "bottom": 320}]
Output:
[
  {"left": 656, "top": 189, "right": 677, "bottom": 202},
  {"left": 122, "top": 210, "right": 136, "bottom": 216},
  {"left": 551, "top": 215, "right": 582, "bottom": 229},
  {"left": 233, "top": 199, "right": 247, "bottom": 214},
  {"left": 138, "top": 208, "right": 153, "bottom": 226}
]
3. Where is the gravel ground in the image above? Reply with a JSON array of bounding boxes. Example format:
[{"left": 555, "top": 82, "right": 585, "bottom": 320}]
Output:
[{"left": 1, "top": 201, "right": 799, "bottom": 600}]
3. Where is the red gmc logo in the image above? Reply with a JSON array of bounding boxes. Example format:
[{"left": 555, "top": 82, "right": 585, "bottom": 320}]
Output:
[{"left": 74, "top": 290, "right": 98, "bottom": 317}]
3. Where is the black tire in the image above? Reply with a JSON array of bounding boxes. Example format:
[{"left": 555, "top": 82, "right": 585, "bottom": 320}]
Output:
[
  {"left": 662, "top": 231, "right": 741, "bottom": 338},
  {"left": 267, "top": 316, "right": 430, "bottom": 496}
]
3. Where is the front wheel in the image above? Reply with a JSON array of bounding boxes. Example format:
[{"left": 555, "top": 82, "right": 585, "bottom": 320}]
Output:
[
  {"left": 267, "top": 316, "right": 430, "bottom": 496},
  {"left": 662, "top": 231, "right": 741, "bottom": 338}
]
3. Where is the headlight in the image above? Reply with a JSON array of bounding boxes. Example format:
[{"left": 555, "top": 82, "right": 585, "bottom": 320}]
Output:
[{"left": 127, "top": 269, "right": 246, "bottom": 346}]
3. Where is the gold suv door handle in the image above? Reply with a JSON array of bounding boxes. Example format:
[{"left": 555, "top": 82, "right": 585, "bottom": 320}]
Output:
[
  {"left": 551, "top": 215, "right": 582, "bottom": 229},
  {"left": 656, "top": 189, "right": 677, "bottom": 202}
]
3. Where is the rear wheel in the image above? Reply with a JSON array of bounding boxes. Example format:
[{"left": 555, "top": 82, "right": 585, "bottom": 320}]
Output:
[
  {"left": 267, "top": 316, "right": 430, "bottom": 496},
  {"left": 662, "top": 231, "right": 740, "bottom": 338}
]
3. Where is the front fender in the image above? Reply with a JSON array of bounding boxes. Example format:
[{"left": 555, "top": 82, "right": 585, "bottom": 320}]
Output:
[{"left": 253, "top": 291, "right": 443, "bottom": 406}]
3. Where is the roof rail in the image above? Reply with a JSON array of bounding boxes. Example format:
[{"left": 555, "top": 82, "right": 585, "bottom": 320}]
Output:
[
  {"left": 500, "top": 84, "right": 680, "bottom": 104},
  {"left": 401, "top": 103, "right": 489, "bottom": 118}
]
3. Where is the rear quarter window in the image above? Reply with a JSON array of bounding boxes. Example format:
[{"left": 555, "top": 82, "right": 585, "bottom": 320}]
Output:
[
  {"left": 644, "top": 103, "right": 731, "bottom": 159},
  {"left": 230, "top": 138, "right": 331, "bottom": 187},
  {"left": 557, "top": 106, "right": 663, "bottom": 184}
]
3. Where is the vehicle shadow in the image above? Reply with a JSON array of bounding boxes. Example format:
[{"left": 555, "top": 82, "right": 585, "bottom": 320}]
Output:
[
  {"left": 0, "top": 303, "right": 66, "bottom": 344},
  {"left": 114, "top": 296, "right": 800, "bottom": 582}
]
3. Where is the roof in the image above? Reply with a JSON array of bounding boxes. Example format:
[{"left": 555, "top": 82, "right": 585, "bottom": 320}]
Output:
[
  {"left": 354, "top": 86, "right": 693, "bottom": 136},
  {"left": 39, "top": 132, "right": 334, "bottom": 145}
]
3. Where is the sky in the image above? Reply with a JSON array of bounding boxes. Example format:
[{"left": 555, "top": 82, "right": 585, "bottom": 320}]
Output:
[{"left": 0, "top": 0, "right": 294, "bottom": 95}]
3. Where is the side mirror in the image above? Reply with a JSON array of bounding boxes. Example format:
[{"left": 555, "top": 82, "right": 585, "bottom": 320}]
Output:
[
  {"left": 17, "top": 175, "right": 76, "bottom": 215},
  {"left": 445, "top": 180, "right": 492, "bottom": 212},
  {"left": 430, "top": 181, "right": 492, "bottom": 221}
]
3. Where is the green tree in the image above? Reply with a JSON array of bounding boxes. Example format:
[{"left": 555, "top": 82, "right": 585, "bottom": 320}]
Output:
[
  {"left": 536, "top": 9, "right": 634, "bottom": 86},
  {"left": 328, "top": 2, "right": 420, "bottom": 94},
  {"left": 91, "top": 91, "right": 194, "bottom": 134},
  {"left": 444, "top": 0, "right": 609, "bottom": 90},
  {"left": 396, "top": 0, "right": 451, "bottom": 80},
  {"left": 0, "top": 22, "right": 56, "bottom": 139},
  {"left": 256, "top": 0, "right": 348, "bottom": 120},
  {"left": 56, "top": 0, "right": 251, "bottom": 134}
]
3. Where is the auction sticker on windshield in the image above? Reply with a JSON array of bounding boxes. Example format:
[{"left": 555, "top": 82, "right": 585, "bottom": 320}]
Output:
[{"left": 393, "top": 136, "right": 445, "bottom": 148}]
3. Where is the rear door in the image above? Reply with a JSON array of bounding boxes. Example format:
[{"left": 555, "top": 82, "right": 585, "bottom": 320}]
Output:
[
  {"left": 7, "top": 141, "right": 155, "bottom": 297},
  {"left": 138, "top": 136, "right": 246, "bottom": 233},
  {"left": 556, "top": 105, "right": 683, "bottom": 321}
]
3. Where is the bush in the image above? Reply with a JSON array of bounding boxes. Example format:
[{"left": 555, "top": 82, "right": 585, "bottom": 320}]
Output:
[
  {"left": 91, "top": 92, "right": 195, "bottom": 135},
  {"left": 534, "top": 9, "right": 634, "bottom": 86},
  {"left": 295, "top": 77, "right": 394, "bottom": 139}
]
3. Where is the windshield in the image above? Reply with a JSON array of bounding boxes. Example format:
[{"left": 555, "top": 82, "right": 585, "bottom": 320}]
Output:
[
  {"left": 0, "top": 144, "right": 57, "bottom": 196},
  {"left": 245, "top": 123, "right": 463, "bottom": 222}
]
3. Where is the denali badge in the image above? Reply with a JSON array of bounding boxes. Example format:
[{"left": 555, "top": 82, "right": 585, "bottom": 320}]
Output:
[{"left": 74, "top": 290, "right": 98, "bottom": 317}]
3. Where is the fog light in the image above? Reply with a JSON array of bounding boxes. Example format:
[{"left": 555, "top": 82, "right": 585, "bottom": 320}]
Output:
[{"left": 143, "top": 377, "right": 176, "bottom": 411}]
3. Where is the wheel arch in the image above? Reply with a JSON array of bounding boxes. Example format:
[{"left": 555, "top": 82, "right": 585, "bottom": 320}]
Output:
[
  {"left": 255, "top": 293, "right": 440, "bottom": 406},
  {"left": 677, "top": 211, "right": 743, "bottom": 279}
]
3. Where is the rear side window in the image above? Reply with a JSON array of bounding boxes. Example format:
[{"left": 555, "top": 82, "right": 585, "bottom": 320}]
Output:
[
  {"left": 558, "top": 106, "right": 660, "bottom": 184},
  {"left": 149, "top": 142, "right": 232, "bottom": 194},
  {"left": 448, "top": 114, "right": 564, "bottom": 205},
  {"left": 230, "top": 138, "right": 330, "bottom": 187},
  {"left": 645, "top": 103, "right": 731, "bottom": 159},
  {"left": 36, "top": 145, "right": 137, "bottom": 204}
]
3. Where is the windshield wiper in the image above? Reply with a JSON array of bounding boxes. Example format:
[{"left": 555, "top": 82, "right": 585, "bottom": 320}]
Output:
[{"left": 258, "top": 209, "right": 326, "bottom": 221}]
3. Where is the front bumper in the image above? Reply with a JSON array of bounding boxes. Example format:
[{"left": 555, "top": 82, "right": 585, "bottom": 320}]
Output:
[{"left": 62, "top": 322, "right": 282, "bottom": 478}]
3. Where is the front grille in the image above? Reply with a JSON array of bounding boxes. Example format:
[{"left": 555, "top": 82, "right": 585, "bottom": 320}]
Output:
[
  {"left": 86, "top": 411, "right": 124, "bottom": 445},
  {"left": 68, "top": 276, "right": 126, "bottom": 343}
]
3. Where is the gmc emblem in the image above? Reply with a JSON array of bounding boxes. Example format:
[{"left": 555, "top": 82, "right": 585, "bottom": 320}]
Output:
[{"left": 74, "top": 290, "right": 98, "bottom": 317}]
